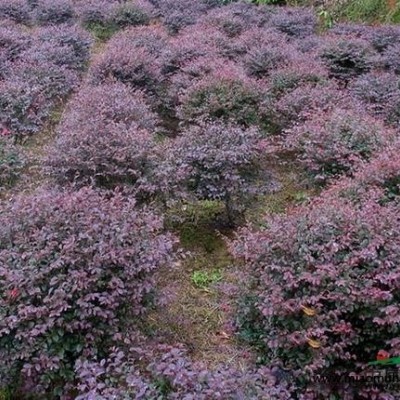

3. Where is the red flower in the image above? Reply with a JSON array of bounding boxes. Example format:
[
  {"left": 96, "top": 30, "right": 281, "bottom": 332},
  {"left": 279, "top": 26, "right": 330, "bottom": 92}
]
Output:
[{"left": 377, "top": 350, "right": 390, "bottom": 361}]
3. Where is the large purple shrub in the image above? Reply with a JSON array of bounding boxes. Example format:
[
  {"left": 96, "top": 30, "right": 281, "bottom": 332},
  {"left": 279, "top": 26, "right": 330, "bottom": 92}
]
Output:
[
  {"left": 0, "top": 187, "right": 176, "bottom": 397},
  {"left": 231, "top": 187, "right": 400, "bottom": 399},
  {"left": 284, "top": 108, "right": 391, "bottom": 182}
]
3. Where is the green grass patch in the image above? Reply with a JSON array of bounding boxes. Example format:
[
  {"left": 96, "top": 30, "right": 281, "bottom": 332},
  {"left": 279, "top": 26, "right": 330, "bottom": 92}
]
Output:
[
  {"left": 191, "top": 270, "right": 223, "bottom": 289},
  {"left": 84, "top": 22, "right": 119, "bottom": 42}
]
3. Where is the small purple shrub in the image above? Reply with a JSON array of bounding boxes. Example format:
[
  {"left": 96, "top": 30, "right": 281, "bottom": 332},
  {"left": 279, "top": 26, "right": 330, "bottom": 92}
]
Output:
[
  {"left": 383, "top": 43, "right": 400, "bottom": 75},
  {"left": 46, "top": 123, "right": 156, "bottom": 189},
  {"left": 337, "top": 141, "right": 400, "bottom": 202},
  {"left": 370, "top": 26, "right": 400, "bottom": 53},
  {"left": 270, "top": 82, "right": 343, "bottom": 131},
  {"left": 177, "top": 64, "right": 265, "bottom": 127},
  {"left": 74, "top": 0, "right": 114, "bottom": 25},
  {"left": 60, "top": 82, "right": 158, "bottom": 133},
  {"left": 111, "top": 0, "right": 155, "bottom": 28},
  {"left": 45, "top": 82, "right": 158, "bottom": 188},
  {"left": 0, "top": 0, "right": 31, "bottom": 24},
  {"left": 244, "top": 43, "right": 291, "bottom": 78},
  {"left": 149, "top": 121, "right": 269, "bottom": 224},
  {"left": 0, "top": 65, "right": 76, "bottom": 137},
  {"left": 89, "top": 26, "right": 166, "bottom": 92},
  {"left": 25, "top": 25, "right": 92, "bottom": 71},
  {"left": 269, "top": 7, "right": 317, "bottom": 38},
  {"left": 34, "top": 0, "right": 74, "bottom": 25},
  {"left": 231, "top": 188, "right": 400, "bottom": 399},
  {"left": 320, "top": 38, "right": 373, "bottom": 81},
  {"left": 285, "top": 108, "right": 391, "bottom": 182},
  {"left": 0, "top": 187, "right": 175, "bottom": 396},
  {"left": 0, "top": 24, "right": 30, "bottom": 62},
  {"left": 268, "top": 56, "right": 328, "bottom": 96},
  {"left": 351, "top": 72, "right": 400, "bottom": 127}
]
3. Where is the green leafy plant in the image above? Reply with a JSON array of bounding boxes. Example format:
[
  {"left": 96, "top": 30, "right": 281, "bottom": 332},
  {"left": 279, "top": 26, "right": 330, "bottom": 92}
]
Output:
[{"left": 191, "top": 270, "right": 222, "bottom": 288}]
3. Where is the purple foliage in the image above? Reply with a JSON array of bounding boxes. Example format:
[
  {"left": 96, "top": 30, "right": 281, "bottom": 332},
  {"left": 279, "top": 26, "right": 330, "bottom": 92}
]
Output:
[
  {"left": 150, "top": 0, "right": 210, "bottom": 34},
  {"left": 89, "top": 26, "right": 167, "bottom": 91},
  {"left": 74, "top": 344, "right": 294, "bottom": 399},
  {"left": 177, "top": 62, "right": 265, "bottom": 127},
  {"left": 147, "top": 121, "right": 269, "bottom": 224},
  {"left": 0, "top": 187, "right": 176, "bottom": 396},
  {"left": 74, "top": 0, "right": 115, "bottom": 25},
  {"left": 111, "top": 0, "right": 155, "bottom": 28},
  {"left": 334, "top": 140, "right": 400, "bottom": 202},
  {"left": 23, "top": 24, "right": 92, "bottom": 71},
  {"left": 383, "top": 43, "right": 400, "bottom": 75},
  {"left": 269, "top": 7, "right": 317, "bottom": 38},
  {"left": 370, "top": 26, "right": 400, "bottom": 53},
  {"left": 243, "top": 39, "right": 293, "bottom": 78},
  {"left": 0, "top": 64, "right": 76, "bottom": 137},
  {"left": 284, "top": 108, "right": 392, "bottom": 182},
  {"left": 230, "top": 185, "right": 400, "bottom": 399},
  {"left": 0, "top": 0, "right": 31, "bottom": 24},
  {"left": 34, "top": 0, "right": 75, "bottom": 25},
  {"left": 320, "top": 38, "right": 374, "bottom": 81},
  {"left": 0, "top": 24, "right": 30, "bottom": 63},
  {"left": 0, "top": 23, "right": 91, "bottom": 138},
  {"left": 329, "top": 23, "right": 372, "bottom": 39},
  {"left": 270, "top": 82, "right": 343, "bottom": 130},
  {"left": 351, "top": 72, "right": 400, "bottom": 127},
  {"left": 45, "top": 82, "right": 158, "bottom": 188}
]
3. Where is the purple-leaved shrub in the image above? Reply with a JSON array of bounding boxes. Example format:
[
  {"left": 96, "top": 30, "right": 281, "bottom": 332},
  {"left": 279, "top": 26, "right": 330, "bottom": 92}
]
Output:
[
  {"left": 177, "top": 63, "right": 265, "bottom": 127},
  {"left": 111, "top": 0, "right": 155, "bottom": 28},
  {"left": 230, "top": 185, "right": 400, "bottom": 399},
  {"left": 34, "top": 0, "right": 75, "bottom": 25},
  {"left": 89, "top": 26, "right": 166, "bottom": 92},
  {"left": 284, "top": 108, "right": 391, "bottom": 182},
  {"left": 0, "top": 187, "right": 176, "bottom": 397},
  {"left": 383, "top": 43, "right": 400, "bottom": 75},
  {"left": 351, "top": 72, "right": 400, "bottom": 127},
  {"left": 320, "top": 38, "right": 374, "bottom": 82},
  {"left": 0, "top": 0, "right": 31, "bottom": 24},
  {"left": 268, "top": 7, "right": 317, "bottom": 38},
  {"left": 370, "top": 26, "right": 400, "bottom": 53},
  {"left": 148, "top": 121, "right": 270, "bottom": 225},
  {"left": 45, "top": 82, "right": 158, "bottom": 189}
]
